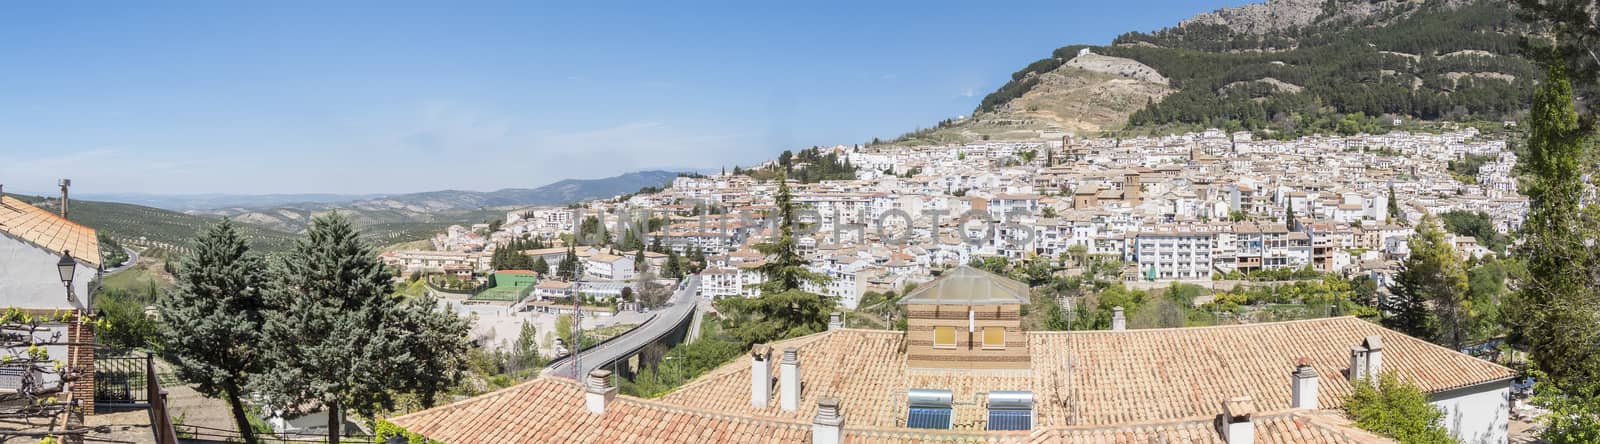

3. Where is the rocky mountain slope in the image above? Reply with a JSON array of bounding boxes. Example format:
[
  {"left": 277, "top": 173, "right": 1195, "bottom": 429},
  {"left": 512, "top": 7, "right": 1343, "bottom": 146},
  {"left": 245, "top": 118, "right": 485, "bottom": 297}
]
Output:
[{"left": 924, "top": 0, "right": 1531, "bottom": 142}]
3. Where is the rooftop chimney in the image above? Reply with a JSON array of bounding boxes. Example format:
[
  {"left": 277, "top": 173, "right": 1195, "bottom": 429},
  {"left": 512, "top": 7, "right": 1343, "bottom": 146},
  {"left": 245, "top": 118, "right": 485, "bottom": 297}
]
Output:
[
  {"left": 780, "top": 347, "right": 801, "bottom": 411},
  {"left": 812, "top": 397, "right": 844, "bottom": 444},
  {"left": 584, "top": 369, "right": 617, "bottom": 414},
  {"left": 57, "top": 179, "right": 71, "bottom": 219},
  {"left": 751, "top": 345, "right": 773, "bottom": 408},
  {"left": 1111, "top": 306, "right": 1126, "bottom": 331},
  {"left": 1220, "top": 397, "right": 1255, "bottom": 444},
  {"left": 1363, "top": 335, "right": 1384, "bottom": 385},
  {"left": 1291, "top": 359, "right": 1320, "bottom": 410},
  {"left": 828, "top": 312, "right": 844, "bottom": 331},
  {"left": 1348, "top": 346, "right": 1369, "bottom": 380}
]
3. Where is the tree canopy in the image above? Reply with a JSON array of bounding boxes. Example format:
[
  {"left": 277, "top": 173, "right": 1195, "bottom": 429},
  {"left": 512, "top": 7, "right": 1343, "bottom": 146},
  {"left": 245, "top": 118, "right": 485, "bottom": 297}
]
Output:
[
  {"left": 159, "top": 219, "right": 268, "bottom": 444},
  {"left": 252, "top": 213, "right": 471, "bottom": 443}
]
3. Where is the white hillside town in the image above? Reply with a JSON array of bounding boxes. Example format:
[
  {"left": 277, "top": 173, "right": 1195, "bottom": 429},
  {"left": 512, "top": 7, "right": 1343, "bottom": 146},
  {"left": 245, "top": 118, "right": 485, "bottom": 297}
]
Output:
[
  {"left": 380, "top": 126, "right": 1531, "bottom": 443},
  {"left": 398, "top": 127, "right": 1523, "bottom": 311}
]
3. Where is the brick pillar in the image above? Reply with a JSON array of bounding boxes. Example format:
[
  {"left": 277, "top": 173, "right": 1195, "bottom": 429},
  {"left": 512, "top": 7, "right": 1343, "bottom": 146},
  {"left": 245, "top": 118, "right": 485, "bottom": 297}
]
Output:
[{"left": 67, "top": 315, "right": 94, "bottom": 415}]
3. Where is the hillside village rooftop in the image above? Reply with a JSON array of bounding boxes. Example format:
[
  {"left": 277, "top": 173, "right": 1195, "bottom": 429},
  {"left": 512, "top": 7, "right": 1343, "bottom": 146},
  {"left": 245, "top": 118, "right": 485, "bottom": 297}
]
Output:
[{"left": 391, "top": 269, "right": 1513, "bottom": 443}]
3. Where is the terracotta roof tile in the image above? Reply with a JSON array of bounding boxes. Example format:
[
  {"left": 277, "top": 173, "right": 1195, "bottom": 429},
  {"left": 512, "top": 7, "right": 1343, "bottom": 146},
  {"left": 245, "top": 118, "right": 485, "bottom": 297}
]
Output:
[
  {"left": 394, "top": 317, "right": 1502, "bottom": 443},
  {"left": 0, "top": 197, "right": 100, "bottom": 268}
]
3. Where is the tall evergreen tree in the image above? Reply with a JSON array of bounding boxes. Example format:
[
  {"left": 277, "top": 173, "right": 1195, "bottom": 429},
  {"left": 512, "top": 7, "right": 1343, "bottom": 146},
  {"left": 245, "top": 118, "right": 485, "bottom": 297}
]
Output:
[
  {"left": 1285, "top": 199, "right": 1298, "bottom": 231},
  {"left": 557, "top": 244, "right": 578, "bottom": 280},
  {"left": 1384, "top": 216, "right": 1471, "bottom": 347},
  {"left": 1509, "top": 57, "right": 1600, "bottom": 385},
  {"left": 715, "top": 173, "right": 835, "bottom": 344},
  {"left": 253, "top": 214, "right": 471, "bottom": 443},
  {"left": 664, "top": 248, "right": 682, "bottom": 279},
  {"left": 754, "top": 173, "right": 828, "bottom": 293},
  {"left": 533, "top": 256, "right": 551, "bottom": 275},
  {"left": 634, "top": 248, "right": 647, "bottom": 273},
  {"left": 1387, "top": 183, "right": 1403, "bottom": 225},
  {"left": 159, "top": 219, "right": 266, "bottom": 444}
]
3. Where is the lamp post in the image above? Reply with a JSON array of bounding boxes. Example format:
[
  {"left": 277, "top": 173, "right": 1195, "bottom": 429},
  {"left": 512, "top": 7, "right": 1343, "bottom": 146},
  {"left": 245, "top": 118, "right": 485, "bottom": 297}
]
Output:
[{"left": 56, "top": 250, "right": 76, "bottom": 303}]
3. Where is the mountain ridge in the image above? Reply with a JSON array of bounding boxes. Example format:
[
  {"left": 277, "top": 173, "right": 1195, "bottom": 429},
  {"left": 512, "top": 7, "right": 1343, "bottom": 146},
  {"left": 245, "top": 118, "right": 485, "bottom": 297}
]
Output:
[
  {"left": 901, "top": 0, "right": 1531, "bottom": 144},
  {"left": 186, "top": 170, "right": 684, "bottom": 233}
]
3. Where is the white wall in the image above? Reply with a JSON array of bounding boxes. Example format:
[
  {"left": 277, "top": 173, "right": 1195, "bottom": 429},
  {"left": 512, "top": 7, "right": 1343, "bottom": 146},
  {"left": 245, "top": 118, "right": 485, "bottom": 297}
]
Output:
[
  {"left": 0, "top": 236, "right": 94, "bottom": 311},
  {"left": 1431, "top": 381, "right": 1510, "bottom": 444}
]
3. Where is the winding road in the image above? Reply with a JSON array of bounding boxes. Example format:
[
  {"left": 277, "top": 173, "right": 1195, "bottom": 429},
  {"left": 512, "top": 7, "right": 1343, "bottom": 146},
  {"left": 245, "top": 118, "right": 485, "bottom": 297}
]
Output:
[{"left": 544, "top": 274, "right": 701, "bottom": 380}]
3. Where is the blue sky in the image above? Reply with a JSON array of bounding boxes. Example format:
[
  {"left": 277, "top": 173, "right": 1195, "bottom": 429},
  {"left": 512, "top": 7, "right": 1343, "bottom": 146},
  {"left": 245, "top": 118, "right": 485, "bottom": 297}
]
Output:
[{"left": 0, "top": 0, "right": 1249, "bottom": 195}]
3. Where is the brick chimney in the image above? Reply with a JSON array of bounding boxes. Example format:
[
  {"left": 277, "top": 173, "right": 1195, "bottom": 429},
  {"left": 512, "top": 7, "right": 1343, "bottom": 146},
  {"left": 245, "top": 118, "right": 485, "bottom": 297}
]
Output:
[
  {"left": 1291, "top": 359, "right": 1319, "bottom": 410},
  {"left": 828, "top": 312, "right": 844, "bottom": 331},
  {"left": 812, "top": 397, "right": 844, "bottom": 444},
  {"left": 751, "top": 345, "right": 773, "bottom": 408},
  {"left": 780, "top": 348, "right": 801, "bottom": 412},
  {"left": 584, "top": 369, "right": 617, "bottom": 414},
  {"left": 1111, "top": 306, "right": 1126, "bottom": 331},
  {"left": 1220, "top": 397, "right": 1255, "bottom": 444}
]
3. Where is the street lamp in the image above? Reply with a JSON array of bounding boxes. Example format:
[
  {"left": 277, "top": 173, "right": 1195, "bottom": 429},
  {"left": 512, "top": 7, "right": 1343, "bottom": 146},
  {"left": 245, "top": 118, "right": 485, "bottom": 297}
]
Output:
[{"left": 56, "top": 250, "right": 76, "bottom": 295}]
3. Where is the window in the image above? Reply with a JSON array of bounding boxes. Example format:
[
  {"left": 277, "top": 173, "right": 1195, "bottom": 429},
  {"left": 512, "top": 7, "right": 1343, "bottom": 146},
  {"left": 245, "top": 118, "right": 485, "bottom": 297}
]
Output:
[
  {"left": 983, "top": 326, "right": 1005, "bottom": 349},
  {"left": 933, "top": 326, "right": 956, "bottom": 349}
]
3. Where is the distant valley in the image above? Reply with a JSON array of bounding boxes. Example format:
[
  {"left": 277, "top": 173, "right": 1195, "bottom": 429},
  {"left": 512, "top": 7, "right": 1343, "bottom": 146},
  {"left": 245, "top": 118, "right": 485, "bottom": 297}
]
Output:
[{"left": 13, "top": 170, "right": 683, "bottom": 256}]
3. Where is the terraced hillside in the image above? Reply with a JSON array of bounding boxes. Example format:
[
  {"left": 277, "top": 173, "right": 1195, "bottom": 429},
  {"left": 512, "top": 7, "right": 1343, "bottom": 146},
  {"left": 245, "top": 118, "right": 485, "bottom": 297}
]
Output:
[
  {"left": 8, "top": 194, "right": 457, "bottom": 256},
  {"left": 8, "top": 194, "right": 299, "bottom": 256}
]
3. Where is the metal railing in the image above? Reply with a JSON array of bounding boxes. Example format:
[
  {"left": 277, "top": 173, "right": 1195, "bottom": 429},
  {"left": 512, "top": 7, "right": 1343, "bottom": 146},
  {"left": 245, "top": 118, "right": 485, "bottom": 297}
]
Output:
[
  {"left": 95, "top": 353, "right": 153, "bottom": 407},
  {"left": 147, "top": 352, "right": 180, "bottom": 444},
  {"left": 174, "top": 423, "right": 382, "bottom": 443}
]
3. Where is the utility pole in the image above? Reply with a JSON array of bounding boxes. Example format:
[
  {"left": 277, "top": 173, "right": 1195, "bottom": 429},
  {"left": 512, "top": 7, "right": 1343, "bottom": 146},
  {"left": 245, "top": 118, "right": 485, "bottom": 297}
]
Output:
[{"left": 572, "top": 253, "right": 585, "bottom": 378}]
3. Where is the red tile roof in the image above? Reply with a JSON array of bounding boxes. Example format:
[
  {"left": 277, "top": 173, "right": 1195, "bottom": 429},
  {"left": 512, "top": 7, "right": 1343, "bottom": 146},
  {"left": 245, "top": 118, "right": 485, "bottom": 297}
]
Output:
[
  {"left": 390, "top": 378, "right": 811, "bottom": 444},
  {"left": 0, "top": 196, "right": 100, "bottom": 267},
  {"left": 393, "top": 317, "right": 1506, "bottom": 443}
]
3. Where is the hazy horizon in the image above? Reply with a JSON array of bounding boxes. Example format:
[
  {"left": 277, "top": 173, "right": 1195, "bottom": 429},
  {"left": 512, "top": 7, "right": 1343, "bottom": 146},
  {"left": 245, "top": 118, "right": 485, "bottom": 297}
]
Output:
[{"left": 0, "top": 1, "right": 1248, "bottom": 195}]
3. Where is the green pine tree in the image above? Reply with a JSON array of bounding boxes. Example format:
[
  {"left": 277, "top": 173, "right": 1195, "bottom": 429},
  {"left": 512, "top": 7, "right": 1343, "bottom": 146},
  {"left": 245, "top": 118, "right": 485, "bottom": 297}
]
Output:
[
  {"left": 533, "top": 256, "right": 551, "bottom": 275},
  {"left": 159, "top": 219, "right": 266, "bottom": 444},
  {"left": 252, "top": 214, "right": 471, "bottom": 444},
  {"left": 1384, "top": 216, "right": 1470, "bottom": 347},
  {"left": 754, "top": 173, "right": 828, "bottom": 293},
  {"left": 664, "top": 248, "right": 682, "bottom": 279}
]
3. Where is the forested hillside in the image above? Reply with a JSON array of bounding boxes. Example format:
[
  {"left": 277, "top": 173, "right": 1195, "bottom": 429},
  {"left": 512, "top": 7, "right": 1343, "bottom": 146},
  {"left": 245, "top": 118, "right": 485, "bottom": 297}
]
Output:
[{"left": 969, "top": 0, "right": 1537, "bottom": 139}]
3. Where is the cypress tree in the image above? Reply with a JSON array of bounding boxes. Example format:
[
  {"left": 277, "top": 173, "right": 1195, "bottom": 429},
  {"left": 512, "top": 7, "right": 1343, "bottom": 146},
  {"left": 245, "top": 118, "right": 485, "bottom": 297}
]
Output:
[
  {"left": 253, "top": 214, "right": 471, "bottom": 444},
  {"left": 159, "top": 219, "right": 266, "bottom": 444},
  {"left": 1509, "top": 58, "right": 1600, "bottom": 385},
  {"left": 1387, "top": 183, "right": 1402, "bottom": 225},
  {"left": 1285, "top": 199, "right": 1298, "bottom": 231}
]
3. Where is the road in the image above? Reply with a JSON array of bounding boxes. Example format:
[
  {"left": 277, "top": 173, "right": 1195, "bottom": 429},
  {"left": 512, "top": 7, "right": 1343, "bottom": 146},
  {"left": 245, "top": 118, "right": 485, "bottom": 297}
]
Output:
[
  {"left": 544, "top": 274, "right": 700, "bottom": 380},
  {"left": 102, "top": 247, "right": 140, "bottom": 274}
]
